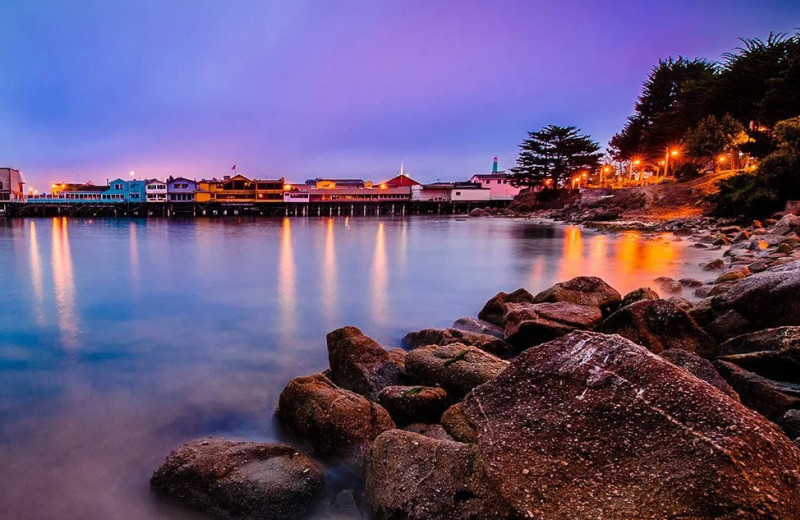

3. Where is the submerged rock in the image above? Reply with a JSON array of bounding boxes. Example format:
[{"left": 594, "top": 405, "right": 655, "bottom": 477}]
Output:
[
  {"left": 327, "top": 326, "right": 404, "bottom": 400},
  {"left": 404, "top": 343, "right": 507, "bottom": 401},
  {"left": 502, "top": 301, "right": 602, "bottom": 350},
  {"left": 401, "top": 327, "right": 511, "bottom": 357},
  {"left": 451, "top": 316, "right": 504, "bottom": 339},
  {"left": 533, "top": 276, "right": 621, "bottom": 314},
  {"left": 276, "top": 373, "right": 394, "bottom": 468},
  {"left": 365, "top": 431, "right": 515, "bottom": 520},
  {"left": 477, "top": 288, "right": 535, "bottom": 326},
  {"left": 597, "top": 299, "right": 717, "bottom": 358},
  {"left": 459, "top": 331, "right": 800, "bottom": 519},
  {"left": 376, "top": 385, "right": 448, "bottom": 426},
  {"left": 150, "top": 437, "right": 324, "bottom": 520}
]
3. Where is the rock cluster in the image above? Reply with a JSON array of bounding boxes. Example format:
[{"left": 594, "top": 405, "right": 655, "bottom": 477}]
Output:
[{"left": 151, "top": 245, "right": 800, "bottom": 518}]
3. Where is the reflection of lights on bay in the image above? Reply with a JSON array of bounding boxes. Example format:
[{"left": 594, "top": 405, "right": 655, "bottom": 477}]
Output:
[
  {"left": 278, "top": 218, "right": 297, "bottom": 335},
  {"left": 322, "top": 218, "right": 337, "bottom": 323},
  {"left": 557, "top": 226, "right": 584, "bottom": 281},
  {"left": 130, "top": 221, "right": 140, "bottom": 291},
  {"left": 51, "top": 217, "right": 79, "bottom": 350},
  {"left": 371, "top": 222, "right": 388, "bottom": 323},
  {"left": 29, "top": 221, "right": 45, "bottom": 324}
]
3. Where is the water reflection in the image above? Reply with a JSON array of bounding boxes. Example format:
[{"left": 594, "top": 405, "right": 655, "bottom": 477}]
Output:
[
  {"left": 557, "top": 225, "right": 585, "bottom": 281},
  {"left": 130, "top": 221, "right": 140, "bottom": 293},
  {"left": 371, "top": 222, "right": 388, "bottom": 323},
  {"left": 321, "top": 219, "right": 337, "bottom": 323},
  {"left": 278, "top": 218, "right": 297, "bottom": 335},
  {"left": 28, "top": 221, "right": 45, "bottom": 325},
  {"left": 51, "top": 217, "right": 79, "bottom": 350}
]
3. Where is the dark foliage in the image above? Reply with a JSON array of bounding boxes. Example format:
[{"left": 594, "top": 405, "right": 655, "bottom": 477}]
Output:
[{"left": 510, "top": 125, "right": 602, "bottom": 188}]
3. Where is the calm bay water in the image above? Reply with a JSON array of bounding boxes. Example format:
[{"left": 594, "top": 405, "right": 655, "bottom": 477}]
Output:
[{"left": 0, "top": 216, "right": 720, "bottom": 519}]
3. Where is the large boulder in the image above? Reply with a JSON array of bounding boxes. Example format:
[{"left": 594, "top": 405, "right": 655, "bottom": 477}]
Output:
[
  {"left": 502, "top": 301, "right": 602, "bottom": 350},
  {"left": 327, "top": 326, "right": 403, "bottom": 400},
  {"left": 404, "top": 344, "right": 508, "bottom": 401},
  {"left": 477, "top": 288, "right": 535, "bottom": 326},
  {"left": 459, "top": 331, "right": 800, "bottom": 519},
  {"left": 365, "top": 431, "right": 516, "bottom": 520},
  {"left": 150, "top": 437, "right": 324, "bottom": 520},
  {"left": 714, "top": 361, "right": 800, "bottom": 420},
  {"left": 597, "top": 299, "right": 717, "bottom": 358},
  {"left": 276, "top": 373, "right": 395, "bottom": 468},
  {"left": 719, "top": 326, "right": 800, "bottom": 356},
  {"left": 377, "top": 385, "right": 449, "bottom": 426},
  {"left": 533, "top": 276, "right": 622, "bottom": 314},
  {"left": 658, "top": 348, "right": 738, "bottom": 400},
  {"left": 721, "top": 260, "right": 800, "bottom": 328},
  {"left": 440, "top": 402, "right": 477, "bottom": 443},
  {"left": 401, "top": 327, "right": 512, "bottom": 358},
  {"left": 451, "top": 316, "right": 504, "bottom": 339},
  {"left": 619, "top": 287, "right": 660, "bottom": 309}
]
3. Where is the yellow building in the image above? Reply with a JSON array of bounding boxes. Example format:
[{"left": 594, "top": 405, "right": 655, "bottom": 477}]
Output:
[{"left": 195, "top": 174, "right": 285, "bottom": 203}]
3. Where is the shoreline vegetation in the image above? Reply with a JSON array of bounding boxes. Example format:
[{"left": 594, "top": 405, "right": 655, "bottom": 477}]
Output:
[{"left": 150, "top": 212, "right": 800, "bottom": 519}]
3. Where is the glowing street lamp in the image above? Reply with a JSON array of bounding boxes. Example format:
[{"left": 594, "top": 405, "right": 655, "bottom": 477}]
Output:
[{"left": 664, "top": 147, "right": 680, "bottom": 178}]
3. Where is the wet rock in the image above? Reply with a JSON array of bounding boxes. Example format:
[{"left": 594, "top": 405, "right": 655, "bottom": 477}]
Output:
[
  {"left": 460, "top": 331, "right": 800, "bottom": 520},
  {"left": 150, "top": 437, "right": 324, "bottom": 520},
  {"left": 722, "top": 260, "right": 800, "bottom": 328},
  {"left": 714, "top": 361, "right": 800, "bottom": 420},
  {"left": 777, "top": 409, "right": 800, "bottom": 440},
  {"left": 659, "top": 348, "right": 738, "bottom": 399},
  {"left": 365, "top": 431, "right": 516, "bottom": 520},
  {"left": 401, "top": 328, "right": 511, "bottom": 358},
  {"left": 715, "top": 269, "right": 747, "bottom": 284},
  {"left": 678, "top": 277, "right": 703, "bottom": 288},
  {"left": 477, "top": 288, "right": 535, "bottom": 326},
  {"left": 533, "top": 276, "right": 621, "bottom": 314},
  {"left": 377, "top": 385, "right": 448, "bottom": 426},
  {"left": 693, "top": 285, "right": 712, "bottom": 298},
  {"left": 665, "top": 296, "right": 693, "bottom": 312},
  {"left": 312, "top": 489, "right": 363, "bottom": 520},
  {"left": 597, "top": 299, "right": 717, "bottom": 358},
  {"left": 619, "top": 287, "right": 659, "bottom": 309},
  {"left": 656, "top": 277, "right": 683, "bottom": 293},
  {"left": 402, "top": 422, "right": 453, "bottom": 441},
  {"left": 404, "top": 344, "right": 508, "bottom": 401},
  {"left": 703, "top": 309, "right": 753, "bottom": 343},
  {"left": 327, "top": 326, "right": 404, "bottom": 399},
  {"left": 502, "top": 301, "right": 602, "bottom": 350},
  {"left": 701, "top": 258, "right": 725, "bottom": 270},
  {"left": 719, "top": 326, "right": 800, "bottom": 356},
  {"left": 733, "top": 230, "right": 751, "bottom": 242},
  {"left": 451, "top": 316, "right": 504, "bottom": 339},
  {"left": 468, "top": 208, "right": 489, "bottom": 217},
  {"left": 749, "top": 260, "right": 769, "bottom": 273},
  {"left": 440, "top": 403, "right": 477, "bottom": 443},
  {"left": 276, "top": 373, "right": 395, "bottom": 468}
]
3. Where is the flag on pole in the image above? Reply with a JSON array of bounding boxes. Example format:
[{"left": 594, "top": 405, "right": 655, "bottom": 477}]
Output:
[{"left": 231, "top": 164, "right": 236, "bottom": 171}]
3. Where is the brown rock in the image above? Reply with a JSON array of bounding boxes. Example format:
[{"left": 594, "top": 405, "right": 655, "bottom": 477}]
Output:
[
  {"left": 722, "top": 260, "right": 800, "bottom": 328},
  {"left": 402, "top": 423, "right": 453, "bottom": 441},
  {"left": 477, "top": 288, "right": 535, "bottom": 326},
  {"left": 440, "top": 402, "right": 477, "bottom": 443},
  {"left": 276, "top": 373, "right": 395, "bottom": 468},
  {"left": 619, "top": 287, "right": 659, "bottom": 309},
  {"left": 365, "top": 431, "right": 515, "bottom": 520},
  {"left": 401, "top": 327, "right": 512, "bottom": 357},
  {"left": 659, "top": 348, "right": 738, "bottom": 400},
  {"left": 597, "top": 299, "right": 717, "bottom": 358},
  {"left": 701, "top": 258, "right": 725, "bottom": 271},
  {"left": 404, "top": 344, "right": 508, "bottom": 401},
  {"left": 715, "top": 269, "right": 747, "bottom": 284},
  {"left": 327, "top": 326, "right": 404, "bottom": 399},
  {"left": 150, "top": 437, "right": 324, "bottom": 520},
  {"left": 714, "top": 360, "right": 800, "bottom": 420},
  {"left": 778, "top": 409, "right": 800, "bottom": 439},
  {"left": 719, "top": 326, "right": 800, "bottom": 356},
  {"left": 377, "top": 385, "right": 448, "bottom": 426},
  {"left": 703, "top": 309, "right": 753, "bottom": 343},
  {"left": 460, "top": 331, "right": 800, "bottom": 520},
  {"left": 533, "top": 276, "right": 621, "bottom": 314},
  {"left": 502, "top": 301, "right": 602, "bottom": 350}
]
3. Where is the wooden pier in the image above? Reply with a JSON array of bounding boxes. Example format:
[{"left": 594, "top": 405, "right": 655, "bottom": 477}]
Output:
[{"left": 1, "top": 200, "right": 511, "bottom": 218}]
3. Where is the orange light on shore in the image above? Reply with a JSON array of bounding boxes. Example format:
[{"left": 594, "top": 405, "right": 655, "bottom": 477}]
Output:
[
  {"left": 283, "top": 184, "right": 292, "bottom": 191},
  {"left": 670, "top": 149, "right": 679, "bottom": 156},
  {"left": 633, "top": 159, "right": 641, "bottom": 166},
  {"left": 717, "top": 155, "right": 727, "bottom": 163},
  {"left": 379, "top": 183, "right": 388, "bottom": 190}
]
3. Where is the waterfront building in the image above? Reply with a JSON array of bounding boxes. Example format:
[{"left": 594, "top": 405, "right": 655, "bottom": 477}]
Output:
[
  {"left": 196, "top": 174, "right": 285, "bottom": 203},
  {"left": 167, "top": 177, "right": 197, "bottom": 202},
  {"left": 283, "top": 185, "right": 411, "bottom": 203},
  {"left": 254, "top": 178, "right": 285, "bottom": 202},
  {"left": 145, "top": 179, "right": 168, "bottom": 203},
  {"left": 0, "top": 167, "right": 25, "bottom": 201},
  {"left": 103, "top": 178, "right": 130, "bottom": 201},
  {"left": 469, "top": 156, "right": 521, "bottom": 201},
  {"left": 126, "top": 180, "right": 147, "bottom": 203},
  {"left": 382, "top": 164, "right": 421, "bottom": 188},
  {"left": 305, "top": 178, "right": 372, "bottom": 189},
  {"left": 411, "top": 181, "right": 491, "bottom": 202}
]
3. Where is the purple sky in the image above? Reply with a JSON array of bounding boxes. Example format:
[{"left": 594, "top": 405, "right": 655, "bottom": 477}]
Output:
[{"left": 1, "top": 1, "right": 799, "bottom": 189}]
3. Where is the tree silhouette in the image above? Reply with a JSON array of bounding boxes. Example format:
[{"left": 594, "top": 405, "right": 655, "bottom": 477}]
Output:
[{"left": 510, "top": 125, "right": 602, "bottom": 188}]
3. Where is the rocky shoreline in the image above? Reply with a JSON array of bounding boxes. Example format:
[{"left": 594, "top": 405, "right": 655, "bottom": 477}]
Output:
[{"left": 150, "top": 214, "right": 800, "bottom": 520}]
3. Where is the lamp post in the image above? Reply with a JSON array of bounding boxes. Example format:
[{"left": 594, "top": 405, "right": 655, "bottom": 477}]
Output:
[
  {"left": 629, "top": 158, "right": 641, "bottom": 183},
  {"left": 664, "top": 148, "right": 679, "bottom": 178}
]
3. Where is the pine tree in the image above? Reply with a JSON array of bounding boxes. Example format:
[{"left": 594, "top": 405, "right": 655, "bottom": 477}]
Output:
[{"left": 510, "top": 125, "right": 602, "bottom": 188}]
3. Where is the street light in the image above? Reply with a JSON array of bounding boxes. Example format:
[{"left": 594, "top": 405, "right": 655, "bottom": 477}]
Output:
[{"left": 664, "top": 147, "right": 680, "bottom": 178}]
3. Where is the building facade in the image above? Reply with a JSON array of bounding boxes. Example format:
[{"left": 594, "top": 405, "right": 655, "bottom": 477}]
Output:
[
  {"left": 167, "top": 177, "right": 197, "bottom": 202},
  {"left": 470, "top": 157, "right": 521, "bottom": 201},
  {"left": 145, "top": 179, "right": 168, "bottom": 202},
  {"left": 0, "top": 168, "right": 24, "bottom": 201}
]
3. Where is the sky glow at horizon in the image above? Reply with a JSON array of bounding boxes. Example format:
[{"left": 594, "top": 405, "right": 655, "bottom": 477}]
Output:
[{"left": 1, "top": 0, "right": 799, "bottom": 189}]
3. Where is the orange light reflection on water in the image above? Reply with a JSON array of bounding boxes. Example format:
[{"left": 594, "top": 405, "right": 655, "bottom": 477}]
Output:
[
  {"left": 278, "top": 218, "right": 297, "bottom": 336},
  {"left": 29, "top": 221, "right": 45, "bottom": 325},
  {"left": 321, "top": 218, "right": 337, "bottom": 323},
  {"left": 51, "top": 217, "right": 79, "bottom": 350},
  {"left": 371, "top": 222, "right": 388, "bottom": 323}
]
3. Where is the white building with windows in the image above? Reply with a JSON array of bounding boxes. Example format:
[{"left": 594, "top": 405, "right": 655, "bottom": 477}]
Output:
[{"left": 145, "top": 179, "right": 168, "bottom": 203}]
